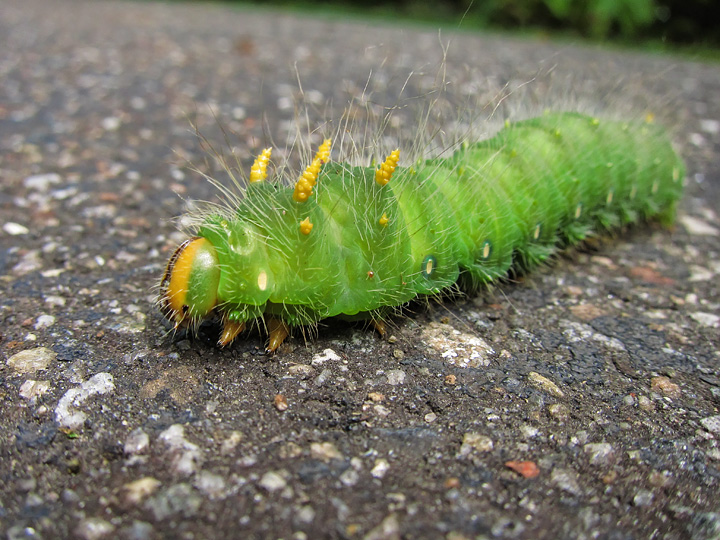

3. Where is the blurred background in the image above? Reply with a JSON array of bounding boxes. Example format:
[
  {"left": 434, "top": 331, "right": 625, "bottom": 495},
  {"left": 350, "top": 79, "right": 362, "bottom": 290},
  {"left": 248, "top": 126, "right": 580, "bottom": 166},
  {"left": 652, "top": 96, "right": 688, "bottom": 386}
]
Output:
[{"left": 179, "top": 0, "right": 720, "bottom": 52}]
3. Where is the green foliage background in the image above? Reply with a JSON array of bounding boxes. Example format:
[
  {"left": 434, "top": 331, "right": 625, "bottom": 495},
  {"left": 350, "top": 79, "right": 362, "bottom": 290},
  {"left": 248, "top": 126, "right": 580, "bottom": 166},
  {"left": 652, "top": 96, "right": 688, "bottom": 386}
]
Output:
[{"left": 230, "top": 0, "right": 719, "bottom": 49}]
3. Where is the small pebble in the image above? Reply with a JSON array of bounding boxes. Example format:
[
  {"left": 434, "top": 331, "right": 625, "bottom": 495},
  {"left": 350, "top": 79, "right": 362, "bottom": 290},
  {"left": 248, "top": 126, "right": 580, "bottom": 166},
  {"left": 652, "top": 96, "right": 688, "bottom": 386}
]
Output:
[
  {"left": 648, "top": 470, "right": 673, "bottom": 488},
  {"left": 288, "top": 364, "right": 314, "bottom": 378},
  {"left": 444, "top": 477, "right": 461, "bottom": 489},
  {"left": 528, "top": 372, "right": 565, "bottom": 398},
  {"left": 700, "top": 415, "right": 720, "bottom": 434},
  {"left": 274, "top": 394, "right": 288, "bottom": 412},
  {"left": 651, "top": 376, "right": 681, "bottom": 399},
  {"left": 194, "top": 471, "right": 226, "bottom": 499},
  {"left": 459, "top": 432, "right": 493, "bottom": 456},
  {"left": 679, "top": 215, "right": 719, "bottom": 236},
  {"left": 583, "top": 443, "right": 616, "bottom": 466},
  {"left": 19, "top": 380, "right": 50, "bottom": 402},
  {"left": 314, "top": 368, "right": 332, "bottom": 387},
  {"left": 24, "top": 172, "right": 61, "bottom": 191},
  {"left": 3, "top": 222, "right": 29, "bottom": 235},
  {"left": 55, "top": 373, "right": 115, "bottom": 430},
  {"left": 690, "top": 312, "right": 720, "bottom": 327},
  {"left": 385, "top": 369, "right": 406, "bottom": 386},
  {"left": 370, "top": 458, "right": 390, "bottom": 479},
  {"left": 220, "top": 431, "right": 243, "bottom": 455},
  {"left": 339, "top": 468, "right": 359, "bottom": 487},
  {"left": 363, "top": 513, "right": 399, "bottom": 540},
  {"left": 633, "top": 489, "right": 655, "bottom": 507},
  {"left": 638, "top": 395, "right": 655, "bottom": 411},
  {"left": 74, "top": 517, "right": 115, "bottom": 540},
  {"left": 7, "top": 347, "right": 56, "bottom": 373},
  {"left": 122, "top": 477, "right": 162, "bottom": 505},
  {"left": 278, "top": 442, "right": 302, "bottom": 460},
  {"left": 311, "top": 348, "right": 340, "bottom": 365},
  {"left": 34, "top": 315, "right": 55, "bottom": 330},
  {"left": 505, "top": 460, "right": 540, "bottom": 479},
  {"left": 296, "top": 505, "right": 316, "bottom": 524},
  {"left": 550, "top": 468, "right": 582, "bottom": 496},
  {"left": 259, "top": 471, "right": 287, "bottom": 492},
  {"left": 144, "top": 483, "right": 201, "bottom": 520},
  {"left": 310, "top": 442, "right": 343, "bottom": 462},
  {"left": 547, "top": 403, "right": 569, "bottom": 421},
  {"left": 124, "top": 428, "right": 150, "bottom": 455}
]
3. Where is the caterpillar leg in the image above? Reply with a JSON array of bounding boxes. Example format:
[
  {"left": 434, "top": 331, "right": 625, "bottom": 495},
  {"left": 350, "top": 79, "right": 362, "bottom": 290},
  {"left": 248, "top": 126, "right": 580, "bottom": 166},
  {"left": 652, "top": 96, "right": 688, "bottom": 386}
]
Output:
[
  {"left": 371, "top": 319, "right": 387, "bottom": 337},
  {"left": 267, "top": 318, "right": 290, "bottom": 353},
  {"left": 219, "top": 319, "right": 245, "bottom": 347}
]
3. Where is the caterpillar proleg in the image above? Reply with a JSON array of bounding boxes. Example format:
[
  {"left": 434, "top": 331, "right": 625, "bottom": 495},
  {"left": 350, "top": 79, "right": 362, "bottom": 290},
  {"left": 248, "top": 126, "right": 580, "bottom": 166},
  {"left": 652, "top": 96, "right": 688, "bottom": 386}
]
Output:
[{"left": 159, "top": 110, "right": 684, "bottom": 352}]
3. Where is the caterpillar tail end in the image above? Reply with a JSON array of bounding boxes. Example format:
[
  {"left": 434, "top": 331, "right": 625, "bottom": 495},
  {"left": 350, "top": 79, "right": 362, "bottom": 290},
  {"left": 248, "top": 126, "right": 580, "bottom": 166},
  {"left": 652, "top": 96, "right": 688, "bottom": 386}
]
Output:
[{"left": 266, "top": 318, "right": 290, "bottom": 353}]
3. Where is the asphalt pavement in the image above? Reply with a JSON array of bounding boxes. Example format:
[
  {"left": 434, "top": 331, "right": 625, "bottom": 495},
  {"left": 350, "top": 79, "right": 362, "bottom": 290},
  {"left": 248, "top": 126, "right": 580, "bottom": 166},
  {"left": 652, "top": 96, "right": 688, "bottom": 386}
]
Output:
[{"left": 1, "top": 0, "right": 719, "bottom": 538}]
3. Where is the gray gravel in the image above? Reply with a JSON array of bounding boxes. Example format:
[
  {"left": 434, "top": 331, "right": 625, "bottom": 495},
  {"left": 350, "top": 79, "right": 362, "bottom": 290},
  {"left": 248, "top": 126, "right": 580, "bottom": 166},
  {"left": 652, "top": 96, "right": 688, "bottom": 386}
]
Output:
[{"left": 1, "top": 0, "right": 720, "bottom": 539}]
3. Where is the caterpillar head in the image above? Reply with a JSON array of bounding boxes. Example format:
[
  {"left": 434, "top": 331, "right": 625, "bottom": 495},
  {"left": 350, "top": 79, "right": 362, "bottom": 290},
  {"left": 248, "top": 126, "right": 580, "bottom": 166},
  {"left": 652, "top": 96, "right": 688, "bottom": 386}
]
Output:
[{"left": 160, "top": 237, "right": 221, "bottom": 327}]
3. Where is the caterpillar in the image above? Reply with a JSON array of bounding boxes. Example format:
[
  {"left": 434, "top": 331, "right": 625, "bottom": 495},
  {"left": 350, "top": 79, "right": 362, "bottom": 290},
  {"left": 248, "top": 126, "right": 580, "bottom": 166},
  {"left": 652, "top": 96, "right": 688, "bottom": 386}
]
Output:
[{"left": 159, "top": 111, "right": 684, "bottom": 352}]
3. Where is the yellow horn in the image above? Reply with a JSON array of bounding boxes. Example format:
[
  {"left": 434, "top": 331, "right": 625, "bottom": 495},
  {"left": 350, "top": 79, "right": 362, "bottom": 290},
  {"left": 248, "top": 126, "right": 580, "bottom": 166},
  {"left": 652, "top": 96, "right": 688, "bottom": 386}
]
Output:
[
  {"left": 375, "top": 149, "right": 400, "bottom": 186},
  {"left": 315, "top": 138, "right": 332, "bottom": 164},
  {"left": 249, "top": 148, "right": 272, "bottom": 183},
  {"left": 293, "top": 139, "right": 332, "bottom": 202}
]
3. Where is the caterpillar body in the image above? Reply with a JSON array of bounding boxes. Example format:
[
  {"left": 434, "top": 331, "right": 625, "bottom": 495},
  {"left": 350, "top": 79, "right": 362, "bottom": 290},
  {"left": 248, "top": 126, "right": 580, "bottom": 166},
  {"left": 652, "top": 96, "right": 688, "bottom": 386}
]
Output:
[{"left": 160, "top": 111, "right": 684, "bottom": 352}]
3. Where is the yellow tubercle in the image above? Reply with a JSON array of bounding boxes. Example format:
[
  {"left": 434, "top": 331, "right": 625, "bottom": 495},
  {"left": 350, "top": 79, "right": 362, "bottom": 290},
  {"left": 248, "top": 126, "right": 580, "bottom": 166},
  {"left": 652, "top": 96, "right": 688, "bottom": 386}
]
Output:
[
  {"left": 249, "top": 147, "right": 272, "bottom": 183},
  {"left": 645, "top": 112, "right": 655, "bottom": 124},
  {"left": 315, "top": 138, "right": 332, "bottom": 164},
  {"left": 293, "top": 159, "right": 320, "bottom": 202},
  {"left": 375, "top": 149, "right": 400, "bottom": 186},
  {"left": 379, "top": 213, "right": 389, "bottom": 227},
  {"left": 292, "top": 141, "right": 331, "bottom": 203},
  {"left": 299, "top": 217, "right": 313, "bottom": 235}
]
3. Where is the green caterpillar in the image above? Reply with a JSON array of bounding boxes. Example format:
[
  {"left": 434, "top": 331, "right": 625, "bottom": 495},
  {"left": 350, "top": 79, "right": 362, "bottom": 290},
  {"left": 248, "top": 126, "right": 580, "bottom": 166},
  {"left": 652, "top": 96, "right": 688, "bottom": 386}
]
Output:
[{"left": 159, "top": 111, "right": 684, "bottom": 351}]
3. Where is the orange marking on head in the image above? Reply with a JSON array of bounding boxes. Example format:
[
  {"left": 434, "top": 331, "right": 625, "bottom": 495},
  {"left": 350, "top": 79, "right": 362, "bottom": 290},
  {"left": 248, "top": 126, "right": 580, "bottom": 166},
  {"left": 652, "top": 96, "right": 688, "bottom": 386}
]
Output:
[{"left": 166, "top": 238, "right": 208, "bottom": 317}]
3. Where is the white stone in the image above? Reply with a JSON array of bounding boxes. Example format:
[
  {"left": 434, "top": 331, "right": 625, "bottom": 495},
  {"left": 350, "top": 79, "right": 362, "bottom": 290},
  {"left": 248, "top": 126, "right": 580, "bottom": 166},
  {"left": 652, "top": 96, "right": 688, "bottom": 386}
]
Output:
[
  {"left": 54, "top": 373, "right": 115, "bottom": 430},
  {"left": 19, "top": 379, "right": 50, "bottom": 401},
  {"left": 680, "top": 215, "right": 719, "bottom": 236},
  {"left": 370, "top": 458, "right": 390, "bottom": 479},
  {"left": 34, "top": 315, "right": 55, "bottom": 330},
  {"left": 311, "top": 348, "right": 341, "bottom": 365},
  {"left": 690, "top": 312, "right": 720, "bottom": 327},
  {"left": 3, "top": 222, "right": 29, "bottom": 235},
  {"left": 159, "top": 424, "right": 202, "bottom": 476},
  {"left": 700, "top": 415, "right": 720, "bottom": 434},
  {"left": 24, "top": 173, "right": 61, "bottom": 191},
  {"left": 385, "top": 369, "right": 406, "bottom": 386},
  {"left": 124, "top": 428, "right": 150, "bottom": 455},
  {"left": 259, "top": 471, "right": 287, "bottom": 492}
]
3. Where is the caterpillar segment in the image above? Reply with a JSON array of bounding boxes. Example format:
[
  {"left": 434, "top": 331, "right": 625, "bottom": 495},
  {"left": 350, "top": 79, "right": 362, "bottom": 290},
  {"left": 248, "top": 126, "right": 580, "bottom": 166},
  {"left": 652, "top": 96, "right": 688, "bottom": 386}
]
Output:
[{"left": 159, "top": 113, "right": 684, "bottom": 352}]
